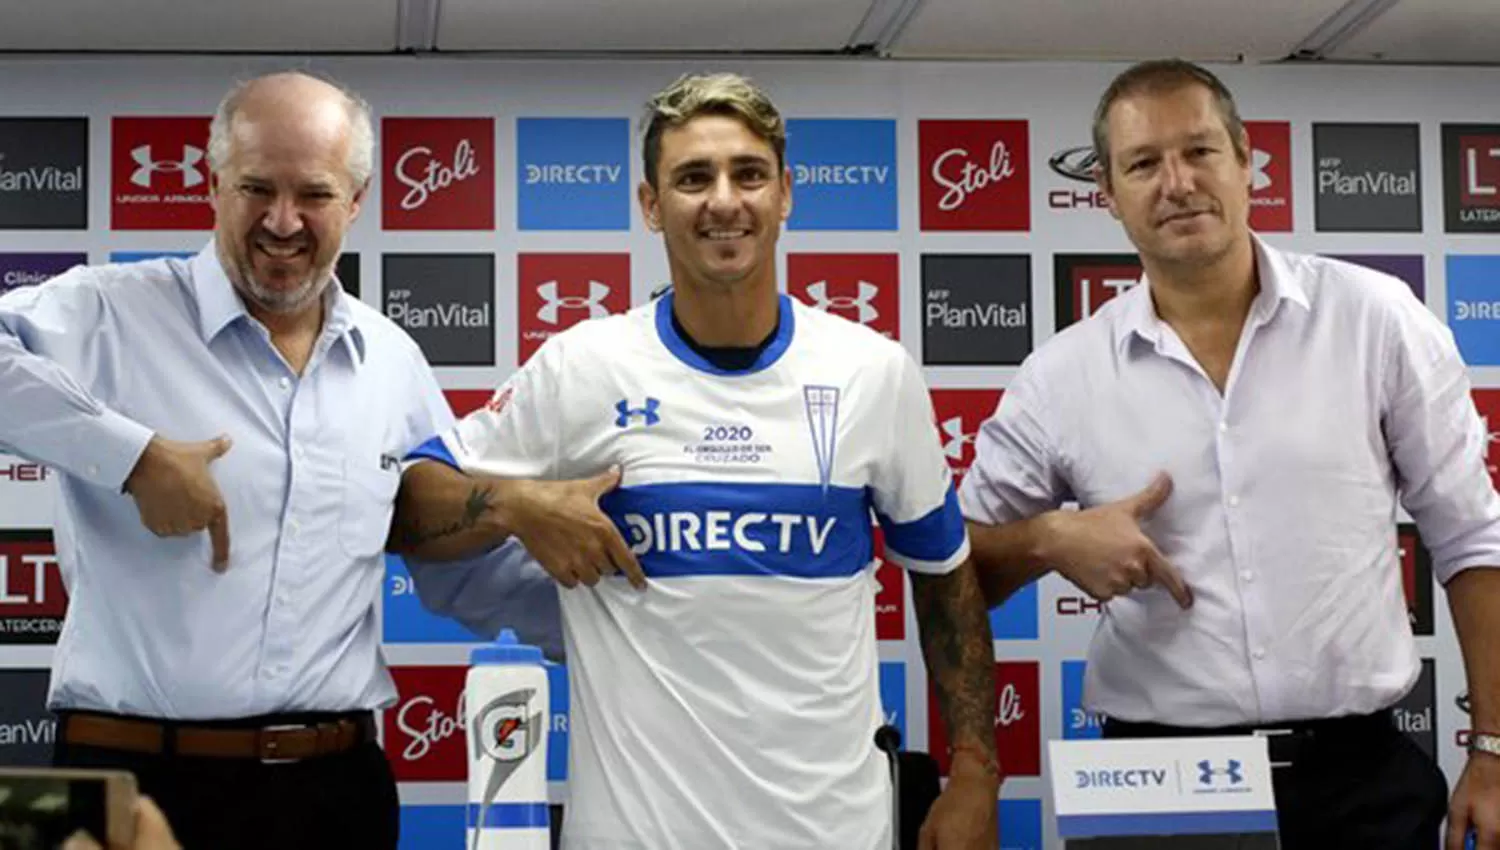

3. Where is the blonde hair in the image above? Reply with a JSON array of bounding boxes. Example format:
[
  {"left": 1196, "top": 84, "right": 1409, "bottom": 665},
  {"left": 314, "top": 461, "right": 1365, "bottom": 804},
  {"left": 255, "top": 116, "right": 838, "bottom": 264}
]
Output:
[{"left": 640, "top": 72, "right": 786, "bottom": 189}]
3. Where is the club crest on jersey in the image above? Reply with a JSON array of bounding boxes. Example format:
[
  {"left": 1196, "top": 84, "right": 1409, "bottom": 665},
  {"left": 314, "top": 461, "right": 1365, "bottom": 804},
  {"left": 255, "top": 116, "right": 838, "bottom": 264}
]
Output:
[
  {"left": 803, "top": 385, "right": 841, "bottom": 491},
  {"left": 615, "top": 397, "right": 661, "bottom": 428}
]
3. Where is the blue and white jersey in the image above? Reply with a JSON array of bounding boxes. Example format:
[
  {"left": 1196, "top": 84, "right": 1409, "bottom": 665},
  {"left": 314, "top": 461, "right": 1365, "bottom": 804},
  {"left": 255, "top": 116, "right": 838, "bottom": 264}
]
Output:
[{"left": 416, "top": 292, "right": 968, "bottom": 850}]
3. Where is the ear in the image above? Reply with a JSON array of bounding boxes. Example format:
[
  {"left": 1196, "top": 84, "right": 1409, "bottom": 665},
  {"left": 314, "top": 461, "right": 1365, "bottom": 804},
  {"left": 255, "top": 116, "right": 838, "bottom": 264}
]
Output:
[
  {"left": 348, "top": 178, "right": 369, "bottom": 224},
  {"left": 638, "top": 179, "right": 661, "bottom": 232},
  {"left": 779, "top": 165, "right": 792, "bottom": 222},
  {"left": 208, "top": 171, "right": 222, "bottom": 215},
  {"left": 1093, "top": 164, "right": 1121, "bottom": 221}
]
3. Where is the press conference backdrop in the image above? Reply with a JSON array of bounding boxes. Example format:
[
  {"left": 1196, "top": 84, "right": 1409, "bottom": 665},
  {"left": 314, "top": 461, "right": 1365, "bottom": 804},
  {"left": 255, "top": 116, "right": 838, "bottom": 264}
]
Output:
[{"left": 0, "top": 56, "right": 1494, "bottom": 849}]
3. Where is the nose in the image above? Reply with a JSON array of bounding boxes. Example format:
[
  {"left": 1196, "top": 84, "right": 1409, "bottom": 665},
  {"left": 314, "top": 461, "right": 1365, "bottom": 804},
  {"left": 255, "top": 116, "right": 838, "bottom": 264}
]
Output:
[
  {"left": 261, "top": 195, "right": 304, "bottom": 239},
  {"left": 705, "top": 172, "right": 738, "bottom": 214},
  {"left": 1159, "top": 153, "right": 1194, "bottom": 200}
]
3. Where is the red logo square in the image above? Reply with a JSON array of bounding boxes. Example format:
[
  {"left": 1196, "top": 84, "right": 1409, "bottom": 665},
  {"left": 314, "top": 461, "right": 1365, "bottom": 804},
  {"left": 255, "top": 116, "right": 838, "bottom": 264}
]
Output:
[
  {"left": 873, "top": 527, "right": 905, "bottom": 641},
  {"left": 1473, "top": 390, "right": 1500, "bottom": 491},
  {"left": 928, "top": 660, "right": 1040, "bottom": 777},
  {"left": 0, "top": 530, "right": 67, "bottom": 645},
  {"left": 111, "top": 117, "right": 213, "bottom": 230},
  {"left": 517, "top": 254, "right": 630, "bottom": 364},
  {"left": 919, "top": 121, "right": 1030, "bottom": 231},
  {"left": 787, "top": 254, "right": 900, "bottom": 340},
  {"left": 384, "top": 665, "right": 469, "bottom": 781},
  {"left": 443, "top": 390, "right": 493, "bottom": 419},
  {"left": 1245, "top": 121, "right": 1292, "bottom": 232},
  {"left": 929, "top": 389, "right": 1002, "bottom": 488},
  {"left": 382, "top": 118, "right": 495, "bottom": 230},
  {"left": 1070, "top": 262, "right": 1141, "bottom": 325},
  {"left": 1459, "top": 135, "right": 1500, "bottom": 208}
]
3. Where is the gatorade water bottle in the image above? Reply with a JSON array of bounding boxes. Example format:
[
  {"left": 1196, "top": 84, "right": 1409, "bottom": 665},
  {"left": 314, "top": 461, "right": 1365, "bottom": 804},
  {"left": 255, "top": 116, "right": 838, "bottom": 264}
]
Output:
[{"left": 466, "top": 629, "right": 550, "bottom": 850}]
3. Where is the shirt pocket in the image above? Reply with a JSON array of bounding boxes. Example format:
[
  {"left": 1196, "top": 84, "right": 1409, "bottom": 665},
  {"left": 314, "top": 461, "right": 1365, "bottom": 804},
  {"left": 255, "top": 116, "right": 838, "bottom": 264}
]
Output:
[{"left": 340, "top": 457, "right": 401, "bottom": 559}]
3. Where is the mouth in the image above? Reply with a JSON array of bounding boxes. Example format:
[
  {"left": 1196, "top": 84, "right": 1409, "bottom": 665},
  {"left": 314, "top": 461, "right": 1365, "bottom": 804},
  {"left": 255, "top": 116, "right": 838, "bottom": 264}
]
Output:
[
  {"left": 1157, "top": 210, "right": 1211, "bottom": 228},
  {"left": 254, "top": 239, "right": 311, "bottom": 261},
  {"left": 698, "top": 227, "right": 751, "bottom": 242}
]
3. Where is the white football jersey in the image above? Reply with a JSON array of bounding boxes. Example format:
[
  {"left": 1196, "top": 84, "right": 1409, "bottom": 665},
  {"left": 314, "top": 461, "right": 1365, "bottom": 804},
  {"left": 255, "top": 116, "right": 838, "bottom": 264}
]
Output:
[{"left": 414, "top": 293, "right": 968, "bottom": 850}]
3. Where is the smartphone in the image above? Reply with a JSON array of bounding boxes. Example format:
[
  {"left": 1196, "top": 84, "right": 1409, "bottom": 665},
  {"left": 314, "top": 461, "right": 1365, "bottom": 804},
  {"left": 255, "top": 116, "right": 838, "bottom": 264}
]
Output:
[{"left": 0, "top": 768, "right": 136, "bottom": 850}]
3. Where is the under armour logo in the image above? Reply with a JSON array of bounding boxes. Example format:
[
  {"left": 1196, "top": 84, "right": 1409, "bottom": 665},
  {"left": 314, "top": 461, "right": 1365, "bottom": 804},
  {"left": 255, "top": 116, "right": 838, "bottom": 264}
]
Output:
[
  {"left": 130, "top": 144, "right": 205, "bottom": 189},
  {"left": 1197, "top": 759, "right": 1243, "bottom": 786},
  {"left": 537, "top": 280, "right": 611, "bottom": 325},
  {"left": 940, "top": 416, "right": 973, "bottom": 460},
  {"left": 614, "top": 397, "right": 660, "bottom": 428},
  {"left": 805, "top": 280, "right": 880, "bottom": 324},
  {"left": 1251, "top": 148, "right": 1272, "bottom": 192}
]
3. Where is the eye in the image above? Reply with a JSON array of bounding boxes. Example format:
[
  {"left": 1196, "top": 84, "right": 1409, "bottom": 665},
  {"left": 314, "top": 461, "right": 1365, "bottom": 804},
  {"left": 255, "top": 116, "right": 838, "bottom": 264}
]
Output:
[
  {"left": 677, "top": 171, "right": 709, "bottom": 189},
  {"left": 735, "top": 165, "right": 769, "bottom": 185},
  {"left": 240, "top": 183, "right": 271, "bottom": 197}
]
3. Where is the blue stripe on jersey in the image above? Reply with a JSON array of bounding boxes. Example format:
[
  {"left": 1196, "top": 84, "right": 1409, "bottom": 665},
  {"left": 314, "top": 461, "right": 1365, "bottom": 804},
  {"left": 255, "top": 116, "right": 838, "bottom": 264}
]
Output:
[
  {"left": 654, "top": 291, "right": 796, "bottom": 376},
  {"left": 600, "top": 481, "right": 873, "bottom": 578},
  {"left": 406, "top": 435, "right": 460, "bottom": 469},
  {"left": 876, "top": 487, "right": 967, "bottom": 563}
]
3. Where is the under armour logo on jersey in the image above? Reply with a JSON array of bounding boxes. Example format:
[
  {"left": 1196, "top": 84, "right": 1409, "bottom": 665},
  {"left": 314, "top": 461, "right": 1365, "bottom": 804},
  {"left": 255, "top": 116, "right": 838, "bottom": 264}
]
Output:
[
  {"left": 130, "top": 144, "right": 205, "bottom": 189},
  {"left": 804, "top": 385, "right": 841, "bottom": 492},
  {"left": 805, "top": 280, "right": 880, "bottom": 324},
  {"left": 537, "top": 280, "right": 611, "bottom": 325},
  {"left": 1197, "top": 759, "right": 1243, "bottom": 786},
  {"left": 939, "top": 416, "right": 974, "bottom": 460},
  {"left": 615, "top": 397, "right": 661, "bottom": 428}
]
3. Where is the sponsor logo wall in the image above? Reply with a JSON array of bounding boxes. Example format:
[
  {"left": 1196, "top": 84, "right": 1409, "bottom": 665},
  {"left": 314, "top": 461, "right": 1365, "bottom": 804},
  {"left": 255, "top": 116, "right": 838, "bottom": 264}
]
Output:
[{"left": 0, "top": 59, "right": 1488, "bottom": 848}]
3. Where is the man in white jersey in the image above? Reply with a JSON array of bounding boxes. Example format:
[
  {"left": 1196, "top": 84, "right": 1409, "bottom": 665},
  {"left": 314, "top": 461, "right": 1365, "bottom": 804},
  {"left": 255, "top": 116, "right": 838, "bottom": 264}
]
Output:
[{"left": 389, "top": 73, "right": 1001, "bottom": 850}]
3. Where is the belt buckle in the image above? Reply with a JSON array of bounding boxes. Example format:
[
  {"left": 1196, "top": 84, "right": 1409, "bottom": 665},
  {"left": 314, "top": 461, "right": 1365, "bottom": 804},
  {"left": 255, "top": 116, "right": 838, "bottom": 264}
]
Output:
[
  {"left": 1252, "top": 727, "right": 1295, "bottom": 769},
  {"left": 257, "top": 723, "right": 309, "bottom": 765}
]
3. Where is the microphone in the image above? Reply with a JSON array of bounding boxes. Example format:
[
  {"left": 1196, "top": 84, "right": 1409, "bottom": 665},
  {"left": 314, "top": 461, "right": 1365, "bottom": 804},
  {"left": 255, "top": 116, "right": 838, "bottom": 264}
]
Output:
[{"left": 874, "top": 723, "right": 902, "bottom": 753}]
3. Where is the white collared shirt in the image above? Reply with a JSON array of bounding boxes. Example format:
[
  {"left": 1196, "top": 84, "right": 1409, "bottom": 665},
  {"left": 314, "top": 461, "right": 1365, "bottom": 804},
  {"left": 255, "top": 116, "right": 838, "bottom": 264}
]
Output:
[{"left": 960, "top": 236, "right": 1500, "bottom": 726}]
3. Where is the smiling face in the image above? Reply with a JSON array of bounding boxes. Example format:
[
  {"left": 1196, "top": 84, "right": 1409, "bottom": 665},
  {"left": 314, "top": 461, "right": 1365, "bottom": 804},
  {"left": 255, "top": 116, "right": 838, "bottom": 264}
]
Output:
[
  {"left": 638, "top": 113, "right": 791, "bottom": 296},
  {"left": 1098, "top": 82, "right": 1252, "bottom": 271},
  {"left": 209, "top": 78, "right": 365, "bottom": 318}
]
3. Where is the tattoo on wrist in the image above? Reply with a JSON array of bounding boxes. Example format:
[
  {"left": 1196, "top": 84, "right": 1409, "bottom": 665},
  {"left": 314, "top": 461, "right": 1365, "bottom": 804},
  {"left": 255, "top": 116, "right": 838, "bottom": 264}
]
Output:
[{"left": 395, "top": 484, "right": 493, "bottom": 547}]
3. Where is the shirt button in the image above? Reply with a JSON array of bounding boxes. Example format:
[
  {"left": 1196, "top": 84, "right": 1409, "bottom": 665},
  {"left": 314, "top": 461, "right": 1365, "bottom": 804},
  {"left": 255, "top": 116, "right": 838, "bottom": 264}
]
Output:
[
  {"left": 1228, "top": 496, "right": 1240, "bottom": 508},
  {"left": 1252, "top": 648, "right": 1266, "bottom": 660},
  {"left": 278, "top": 377, "right": 291, "bottom": 390},
  {"left": 1219, "top": 422, "right": 1228, "bottom": 433},
  {"left": 87, "top": 464, "right": 99, "bottom": 477},
  {"left": 1241, "top": 571, "right": 1254, "bottom": 582},
  {"left": 288, "top": 520, "right": 300, "bottom": 535}
]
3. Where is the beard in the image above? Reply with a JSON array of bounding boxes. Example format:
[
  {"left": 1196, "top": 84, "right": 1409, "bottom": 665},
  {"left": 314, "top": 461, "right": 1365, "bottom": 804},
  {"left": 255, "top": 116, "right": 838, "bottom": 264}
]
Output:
[{"left": 234, "top": 261, "right": 332, "bottom": 316}]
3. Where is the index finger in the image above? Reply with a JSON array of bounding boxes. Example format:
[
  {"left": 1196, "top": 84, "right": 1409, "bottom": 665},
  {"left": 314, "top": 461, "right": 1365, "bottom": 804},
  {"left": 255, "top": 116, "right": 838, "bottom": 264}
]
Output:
[
  {"left": 1144, "top": 545, "right": 1192, "bottom": 609},
  {"left": 600, "top": 524, "right": 647, "bottom": 591},
  {"left": 208, "top": 510, "right": 230, "bottom": 572}
]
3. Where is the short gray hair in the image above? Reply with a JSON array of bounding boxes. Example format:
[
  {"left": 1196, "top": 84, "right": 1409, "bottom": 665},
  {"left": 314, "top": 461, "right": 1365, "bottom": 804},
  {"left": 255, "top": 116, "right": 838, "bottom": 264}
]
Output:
[{"left": 206, "top": 70, "right": 375, "bottom": 189}]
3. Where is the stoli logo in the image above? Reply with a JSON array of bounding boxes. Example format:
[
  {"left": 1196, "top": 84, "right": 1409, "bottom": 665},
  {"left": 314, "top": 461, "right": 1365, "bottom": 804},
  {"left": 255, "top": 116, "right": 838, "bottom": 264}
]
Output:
[
  {"left": 927, "top": 659, "right": 1039, "bottom": 777},
  {"left": 932, "top": 142, "right": 1016, "bottom": 212},
  {"left": 384, "top": 666, "right": 469, "bottom": 781},
  {"left": 919, "top": 120, "right": 1030, "bottom": 232},
  {"left": 995, "top": 683, "right": 1025, "bottom": 727},
  {"left": 396, "top": 689, "right": 467, "bottom": 762},
  {"left": 381, "top": 118, "right": 494, "bottom": 230},
  {"left": 394, "top": 140, "right": 480, "bottom": 211}
]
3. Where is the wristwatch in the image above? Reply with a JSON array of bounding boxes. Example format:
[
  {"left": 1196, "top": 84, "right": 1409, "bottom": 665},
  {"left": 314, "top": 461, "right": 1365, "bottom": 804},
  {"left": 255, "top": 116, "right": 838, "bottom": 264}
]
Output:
[{"left": 1470, "top": 733, "right": 1500, "bottom": 758}]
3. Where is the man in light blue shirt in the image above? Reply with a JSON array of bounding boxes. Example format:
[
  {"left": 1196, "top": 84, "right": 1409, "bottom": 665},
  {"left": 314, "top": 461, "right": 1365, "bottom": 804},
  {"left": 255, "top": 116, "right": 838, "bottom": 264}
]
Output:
[{"left": 0, "top": 70, "right": 550, "bottom": 850}]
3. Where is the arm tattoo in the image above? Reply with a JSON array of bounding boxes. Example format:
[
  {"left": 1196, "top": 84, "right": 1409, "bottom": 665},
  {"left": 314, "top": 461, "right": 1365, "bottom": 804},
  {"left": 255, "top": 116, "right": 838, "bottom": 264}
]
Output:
[
  {"left": 393, "top": 483, "right": 494, "bottom": 549},
  {"left": 910, "top": 563, "right": 1000, "bottom": 778}
]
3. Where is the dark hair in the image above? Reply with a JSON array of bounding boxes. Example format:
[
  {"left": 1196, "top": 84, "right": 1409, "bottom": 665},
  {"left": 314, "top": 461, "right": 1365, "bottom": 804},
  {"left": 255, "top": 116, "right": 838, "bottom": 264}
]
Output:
[{"left": 1092, "top": 59, "right": 1247, "bottom": 187}]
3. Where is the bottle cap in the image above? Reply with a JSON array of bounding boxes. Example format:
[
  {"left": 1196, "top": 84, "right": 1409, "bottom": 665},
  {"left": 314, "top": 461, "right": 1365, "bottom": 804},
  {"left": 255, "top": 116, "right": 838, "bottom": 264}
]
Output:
[{"left": 470, "top": 628, "right": 545, "bottom": 665}]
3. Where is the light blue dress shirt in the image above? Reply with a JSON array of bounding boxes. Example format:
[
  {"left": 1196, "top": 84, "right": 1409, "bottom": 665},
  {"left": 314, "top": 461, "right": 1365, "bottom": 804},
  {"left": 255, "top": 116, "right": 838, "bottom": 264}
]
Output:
[{"left": 0, "top": 242, "right": 559, "bottom": 719}]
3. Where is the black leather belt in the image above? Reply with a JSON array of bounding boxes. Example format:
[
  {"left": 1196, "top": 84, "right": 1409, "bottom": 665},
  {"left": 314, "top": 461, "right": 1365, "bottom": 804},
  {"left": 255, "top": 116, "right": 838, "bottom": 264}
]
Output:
[
  {"left": 57, "top": 710, "right": 377, "bottom": 763},
  {"left": 1102, "top": 710, "right": 1396, "bottom": 768}
]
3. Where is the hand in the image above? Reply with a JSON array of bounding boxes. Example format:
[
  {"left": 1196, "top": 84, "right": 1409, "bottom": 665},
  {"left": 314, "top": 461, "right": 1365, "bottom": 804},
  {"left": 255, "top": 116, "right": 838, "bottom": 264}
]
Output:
[
  {"left": 1043, "top": 471, "right": 1192, "bottom": 609},
  {"left": 918, "top": 765, "right": 1000, "bottom": 850},
  {"left": 124, "top": 435, "right": 233, "bottom": 571},
  {"left": 62, "top": 795, "right": 182, "bottom": 850},
  {"left": 499, "top": 466, "right": 645, "bottom": 590},
  {"left": 1448, "top": 751, "right": 1500, "bottom": 850}
]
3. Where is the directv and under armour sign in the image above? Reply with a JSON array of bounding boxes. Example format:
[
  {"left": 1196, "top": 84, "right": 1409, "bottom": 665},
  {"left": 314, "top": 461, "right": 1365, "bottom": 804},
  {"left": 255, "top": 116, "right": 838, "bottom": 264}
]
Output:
[
  {"left": 383, "top": 254, "right": 495, "bottom": 366},
  {"left": 1442, "top": 124, "right": 1500, "bottom": 233},
  {"left": 382, "top": 118, "right": 495, "bottom": 230},
  {"left": 784, "top": 119, "right": 897, "bottom": 231},
  {"left": 1313, "top": 123, "right": 1421, "bottom": 232},
  {"left": 921, "top": 254, "right": 1032, "bottom": 365},
  {"left": 786, "top": 253, "right": 899, "bottom": 339},
  {"left": 111, "top": 117, "right": 212, "bottom": 230},
  {"left": 517, "top": 118, "right": 630, "bottom": 231},
  {"left": 517, "top": 253, "right": 630, "bottom": 363},
  {"left": 0, "top": 118, "right": 88, "bottom": 229}
]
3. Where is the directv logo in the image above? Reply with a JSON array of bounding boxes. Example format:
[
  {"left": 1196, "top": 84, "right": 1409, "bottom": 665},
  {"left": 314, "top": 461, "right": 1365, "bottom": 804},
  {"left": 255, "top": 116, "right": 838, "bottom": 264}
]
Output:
[
  {"left": 524, "top": 164, "right": 621, "bottom": 185},
  {"left": 1074, "top": 768, "right": 1166, "bottom": 789},
  {"left": 785, "top": 118, "right": 897, "bottom": 231},
  {"left": 517, "top": 117, "right": 630, "bottom": 231}
]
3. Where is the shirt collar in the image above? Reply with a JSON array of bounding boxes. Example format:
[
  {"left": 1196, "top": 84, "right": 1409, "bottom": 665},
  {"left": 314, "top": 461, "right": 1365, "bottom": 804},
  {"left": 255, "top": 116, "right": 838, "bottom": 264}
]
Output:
[
  {"left": 190, "top": 240, "right": 366, "bottom": 368},
  {"left": 1113, "top": 232, "right": 1310, "bottom": 355}
]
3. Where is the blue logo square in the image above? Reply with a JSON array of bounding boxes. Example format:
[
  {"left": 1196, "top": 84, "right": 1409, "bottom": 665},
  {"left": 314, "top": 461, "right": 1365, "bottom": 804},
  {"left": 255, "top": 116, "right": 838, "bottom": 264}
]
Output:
[
  {"left": 1448, "top": 255, "right": 1500, "bottom": 365},
  {"left": 382, "top": 554, "right": 484, "bottom": 643},
  {"left": 399, "top": 804, "right": 464, "bottom": 850},
  {"left": 999, "top": 798, "right": 1043, "bottom": 850},
  {"left": 109, "top": 251, "right": 196, "bottom": 262},
  {"left": 517, "top": 118, "right": 630, "bottom": 231},
  {"left": 546, "top": 662, "right": 569, "bottom": 782},
  {"left": 989, "top": 580, "right": 1039, "bottom": 640},
  {"left": 1061, "top": 660, "right": 1103, "bottom": 740},
  {"left": 879, "top": 661, "right": 906, "bottom": 743},
  {"left": 785, "top": 119, "right": 897, "bottom": 231}
]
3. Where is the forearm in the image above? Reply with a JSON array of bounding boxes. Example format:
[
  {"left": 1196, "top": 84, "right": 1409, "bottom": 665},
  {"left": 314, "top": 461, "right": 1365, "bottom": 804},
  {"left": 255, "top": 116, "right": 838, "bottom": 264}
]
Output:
[
  {"left": 966, "top": 515, "right": 1058, "bottom": 609},
  {"left": 910, "top": 560, "right": 1001, "bottom": 781},
  {"left": 1449, "top": 567, "right": 1500, "bottom": 734},
  {"left": 389, "top": 460, "right": 517, "bottom": 560}
]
